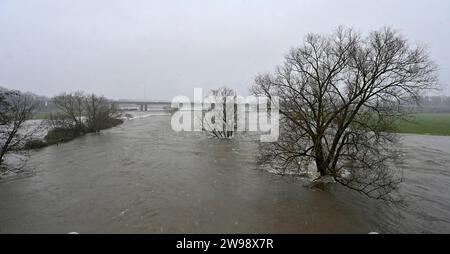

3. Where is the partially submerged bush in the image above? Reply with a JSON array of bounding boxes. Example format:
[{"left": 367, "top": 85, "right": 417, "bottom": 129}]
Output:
[
  {"left": 23, "top": 117, "right": 124, "bottom": 150},
  {"left": 27, "top": 92, "right": 126, "bottom": 148},
  {"left": 23, "top": 139, "right": 48, "bottom": 150},
  {"left": 44, "top": 126, "right": 86, "bottom": 144}
]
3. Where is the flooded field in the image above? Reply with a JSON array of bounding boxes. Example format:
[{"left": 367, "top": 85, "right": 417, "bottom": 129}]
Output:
[{"left": 0, "top": 114, "right": 449, "bottom": 233}]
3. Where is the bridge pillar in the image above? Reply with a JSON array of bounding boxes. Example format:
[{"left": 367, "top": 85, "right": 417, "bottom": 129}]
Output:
[
  {"left": 139, "top": 104, "right": 144, "bottom": 111},
  {"left": 145, "top": 104, "right": 148, "bottom": 111}
]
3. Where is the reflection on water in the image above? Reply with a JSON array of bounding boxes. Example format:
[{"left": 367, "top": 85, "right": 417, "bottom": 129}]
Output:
[{"left": 0, "top": 114, "right": 449, "bottom": 233}]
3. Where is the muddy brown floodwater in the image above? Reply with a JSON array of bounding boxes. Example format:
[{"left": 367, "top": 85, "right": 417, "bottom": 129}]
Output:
[{"left": 0, "top": 114, "right": 449, "bottom": 233}]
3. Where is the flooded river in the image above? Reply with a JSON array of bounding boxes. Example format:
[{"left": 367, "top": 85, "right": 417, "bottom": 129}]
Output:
[{"left": 0, "top": 114, "right": 449, "bottom": 233}]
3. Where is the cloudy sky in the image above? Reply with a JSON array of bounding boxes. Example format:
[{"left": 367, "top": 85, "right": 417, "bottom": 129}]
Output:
[{"left": 0, "top": 0, "right": 449, "bottom": 100}]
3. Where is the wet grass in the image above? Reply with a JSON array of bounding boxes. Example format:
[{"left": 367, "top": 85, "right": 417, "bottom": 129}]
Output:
[
  {"left": 396, "top": 113, "right": 450, "bottom": 136},
  {"left": 32, "top": 112, "right": 52, "bottom": 120}
]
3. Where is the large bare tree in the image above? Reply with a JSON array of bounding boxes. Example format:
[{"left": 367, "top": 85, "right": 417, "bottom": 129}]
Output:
[{"left": 251, "top": 27, "right": 438, "bottom": 200}]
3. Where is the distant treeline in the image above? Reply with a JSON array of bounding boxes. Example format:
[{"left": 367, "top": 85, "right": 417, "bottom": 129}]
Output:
[
  {"left": 0, "top": 87, "right": 56, "bottom": 113},
  {"left": 3, "top": 86, "right": 450, "bottom": 114},
  {"left": 403, "top": 96, "right": 450, "bottom": 113}
]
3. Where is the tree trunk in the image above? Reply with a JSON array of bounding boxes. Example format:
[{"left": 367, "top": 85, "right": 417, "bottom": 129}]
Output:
[
  {"left": 313, "top": 136, "right": 328, "bottom": 177},
  {"left": 316, "top": 159, "right": 327, "bottom": 177},
  {"left": 0, "top": 128, "right": 17, "bottom": 164}
]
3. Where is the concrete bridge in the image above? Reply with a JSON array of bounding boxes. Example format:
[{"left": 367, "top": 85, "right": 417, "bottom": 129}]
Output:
[{"left": 113, "top": 100, "right": 173, "bottom": 111}]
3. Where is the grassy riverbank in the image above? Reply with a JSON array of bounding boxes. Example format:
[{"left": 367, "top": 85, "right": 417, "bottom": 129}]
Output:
[
  {"left": 396, "top": 113, "right": 450, "bottom": 136},
  {"left": 31, "top": 112, "right": 53, "bottom": 120}
]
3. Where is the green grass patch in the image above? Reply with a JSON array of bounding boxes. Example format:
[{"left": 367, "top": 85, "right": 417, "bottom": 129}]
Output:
[
  {"left": 396, "top": 113, "right": 450, "bottom": 136},
  {"left": 32, "top": 112, "right": 53, "bottom": 120}
]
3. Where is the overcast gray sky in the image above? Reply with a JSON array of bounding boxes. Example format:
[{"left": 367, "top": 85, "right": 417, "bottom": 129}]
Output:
[{"left": 1, "top": 0, "right": 449, "bottom": 100}]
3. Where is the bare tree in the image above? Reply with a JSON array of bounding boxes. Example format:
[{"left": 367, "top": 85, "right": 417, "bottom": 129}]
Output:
[
  {"left": 251, "top": 27, "right": 437, "bottom": 200},
  {"left": 49, "top": 92, "right": 122, "bottom": 132},
  {"left": 52, "top": 92, "right": 85, "bottom": 129},
  {"left": 84, "top": 94, "right": 121, "bottom": 132},
  {"left": 0, "top": 90, "right": 39, "bottom": 166},
  {"left": 202, "top": 86, "right": 237, "bottom": 139}
]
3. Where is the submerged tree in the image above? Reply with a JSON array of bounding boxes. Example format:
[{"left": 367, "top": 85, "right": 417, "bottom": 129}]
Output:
[
  {"left": 202, "top": 86, "right": 237, "bottom": 139},
  {"left": 251, "top": 27, "right": 437, "bottom": 200}
]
